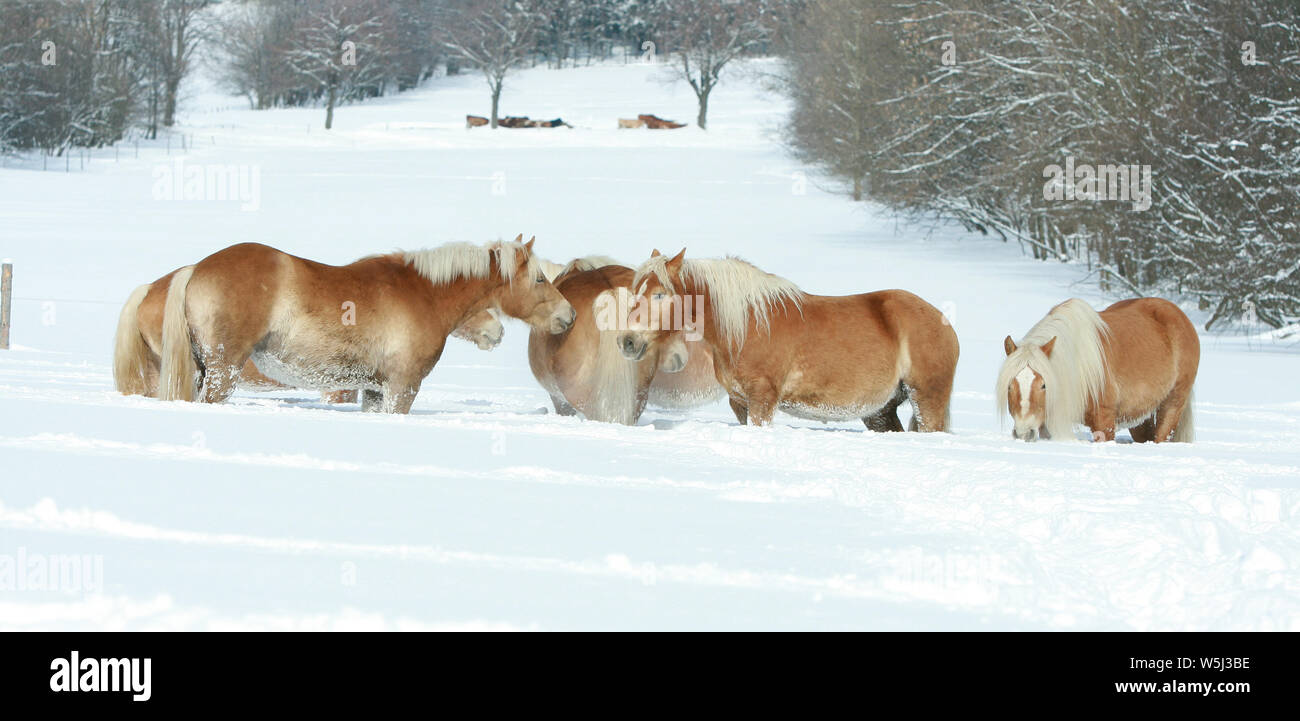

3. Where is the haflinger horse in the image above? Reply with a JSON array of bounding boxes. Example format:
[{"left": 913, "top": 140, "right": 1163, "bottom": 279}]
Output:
[
  {"left": 114, "top": 266, "right": 504, "bottom": 400},
  {"left": 153, "top": 236, "right": 574, "bottom": 414},
  {"left": 997, "top": 297, "right": 1199, "bottom": 443},
  {"left": 528, "top": 256, "right": 722, "bottom": 424},
  {"left": 617, "top": 249, "right": 959, "bottom": 431}
]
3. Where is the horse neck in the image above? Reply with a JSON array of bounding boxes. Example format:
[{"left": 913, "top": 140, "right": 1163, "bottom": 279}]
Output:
[
  {"left": 677, "top": 275, "right": 728, "bottom": 361},
  {"left": 391, "top": 259, "right": 501, "bottom": 330}
]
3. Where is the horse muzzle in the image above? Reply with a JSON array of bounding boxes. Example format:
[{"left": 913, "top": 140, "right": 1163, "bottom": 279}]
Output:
[
  {"left": 1013, "top": 427, "right": 1039, "bottom": 442},
  {"left": 549, "top": 305, "right": 576, "bottom": 334},
  {"left": 660, "top": 351, "right": 686, "bottom": 373},
  {"left": 476, "top": 329, "right": 503, "bottom": 350},
  {"left": 619, "top": 333, "right": 647, "bottom": 361}
]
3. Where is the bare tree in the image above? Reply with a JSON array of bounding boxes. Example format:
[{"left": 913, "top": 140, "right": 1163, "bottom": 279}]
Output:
[
  {"left": 154, "top": 0, "right": 212, "bottom": 127},
  {"left": 780, "top": 0, "right": 1300, "bottom": 329},
  {"left": 284, "top": 0, "right": 392, "bottom": 129},
  {"left": 658, "top": 0, "right": 771, "bottom": 129},
  {"left": 438, "top": 0, "right": 540, "bottom": 128}
]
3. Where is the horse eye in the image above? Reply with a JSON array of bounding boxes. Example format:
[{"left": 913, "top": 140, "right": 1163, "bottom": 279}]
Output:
[
  {"left": 1041, "top": 384, "right": 1047, "bottom": 390},
  {"left": 535, "top": 275, "right": 544, "bottom": 284},
  {"left": 652, "top": 292, "right": 666, "bottom": 300}
]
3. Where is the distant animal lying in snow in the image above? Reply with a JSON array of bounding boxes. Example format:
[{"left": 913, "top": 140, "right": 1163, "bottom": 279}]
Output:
[{"left": 638, "top": 114, "right": 686, "bottom": 129}]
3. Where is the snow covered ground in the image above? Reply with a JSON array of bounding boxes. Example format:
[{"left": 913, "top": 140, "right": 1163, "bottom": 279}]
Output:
[{"left": 1, "top": 59, "right": 1297, "bottom": 630}]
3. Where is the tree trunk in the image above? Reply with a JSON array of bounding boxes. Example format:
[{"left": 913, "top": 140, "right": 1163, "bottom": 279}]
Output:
[
  {"left": 325, "top": 82, "right": 336, "bottom": 130},
  {"left": 163, "top": 75, "right": 181, "bottom": 127},
  {"left": 696, "top": 91, "right": 709, "bottom": 130},
  {"left": 490, "top": 85, "right": 501, "bottom": 129},
  {"left": 852, "top": 176, "right": 862, "bottom": 201}
]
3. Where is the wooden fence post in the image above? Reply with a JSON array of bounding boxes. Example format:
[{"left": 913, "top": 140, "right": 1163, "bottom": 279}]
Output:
[{"left": 1, "top": 260, "right": 12, "bottom": 350}]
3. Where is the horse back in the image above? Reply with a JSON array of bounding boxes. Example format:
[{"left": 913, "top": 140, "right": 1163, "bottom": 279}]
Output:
[
  {"left": 764, "top": 289, "right": 956, "bottom": 377},
  {"left": 1100, "top": 297, "right": 1200, "bottom": 395}
]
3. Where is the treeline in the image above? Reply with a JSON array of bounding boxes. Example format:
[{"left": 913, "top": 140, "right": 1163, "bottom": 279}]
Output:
[
  {"left": 0, "top": 0, "right": 209, "bottom": 152},
  {"left": 781, "top": 0, "right": 1300, "bottom": 330},
  {"left": 1, "top": 0, "right": 794, "bottom": 147},
  {"left": 217, "top": 0, "right": 793, "bottom": 128}
]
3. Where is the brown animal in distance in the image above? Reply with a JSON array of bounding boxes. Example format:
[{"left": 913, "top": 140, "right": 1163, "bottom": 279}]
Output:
[{"left": 638, "top": 114, "right": 686, "bottom": 129}]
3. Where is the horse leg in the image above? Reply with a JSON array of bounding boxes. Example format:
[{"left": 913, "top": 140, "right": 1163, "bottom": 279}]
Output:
[
  {"left": 550, "top": 394, "right": 578, "bottom": 416},
  {"left": 905, "top": 384, "right": 952, "bottom": 433},
  {"left": 903, "top": 353, "right": 956, "bottom": 432},
  {"left": 199, "top": 362, "right": 240, "bottom": 404},
  {"left": 144, "top": 352, "right": 162, "bottom": 397},
  {"left": 728, "top": 397, "right": 748, "bottom": 425},
  {"left": 864, "top": 383, "right": 906, "bottom": 432},
  {"left": 1085, "top": 402, "right": 1117, "bottom": 442},
  {"left": 1129, "top": 417, "right": 1156, "bottom": 443},
  {"left": 361, "top": 390, "right": 383, "bottom": 412},
  {"left": 382, "top": 381, "right": 421, "bottom": 414},
  {"left": 1150, "top": 390, "right": 1191, "bottom": 443},
  {"left": 741, "top": 380, "right": 779, "bottom": 426}
]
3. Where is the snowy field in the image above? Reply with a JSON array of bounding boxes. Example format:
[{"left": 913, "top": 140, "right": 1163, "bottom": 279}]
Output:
[{"left": 1, "top": 60, "right": 1297, "bottom": 630}]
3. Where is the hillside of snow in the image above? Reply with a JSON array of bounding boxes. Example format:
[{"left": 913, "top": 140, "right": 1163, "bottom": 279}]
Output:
[{"left": 0, "top": 59, "right": 1297, "bottom": 630}]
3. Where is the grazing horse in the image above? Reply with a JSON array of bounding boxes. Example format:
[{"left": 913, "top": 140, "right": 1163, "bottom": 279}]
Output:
[
  {"left": 528, "top": 257, "right": 721, "bottom": 424},
  {"left": 114, "top": 268, "right": 503, "bottom": 399},
  {"left": 998, "top": 297, "right": 1198, "bottom": 443},
  {"left": 617, "top": 249, "right": 959, "bottom": 431},
  {"left": 155, "top": 237, "right": 574, "bottom": 413}
]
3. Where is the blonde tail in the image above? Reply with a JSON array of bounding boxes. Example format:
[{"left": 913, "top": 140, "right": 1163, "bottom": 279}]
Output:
[
  {"left": 1173, "top": 388, "right": 1195, "bottom": 442},
  {"left": 158, "top": 266, "right": 199, "bottom": 402},
  {"left": 112, "top": 284, "right": 154, "bottom": 395}
]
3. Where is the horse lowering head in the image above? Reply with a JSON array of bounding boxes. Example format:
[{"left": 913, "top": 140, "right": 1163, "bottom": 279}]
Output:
[
  {"left": 618, "top": 248, "right": 688, "bottom": 363},
  {"left": 452, "top": 307, "right": 504, "bottom": 350},
  {"left": 1002, "top": 335, "right": 1056, "bottom": 441},
  {"left": 656, "top": 330, "right": 689, "bottom": 373},
  {"left": 494, "top": 235, "right": 575, "bottom": 334}
]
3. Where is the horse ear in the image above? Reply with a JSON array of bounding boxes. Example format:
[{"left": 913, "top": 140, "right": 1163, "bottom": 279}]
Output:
[
  {"left": 665, "top": 248, "right": 686, "bottom": 274},
  {"left": 524, "top": 236, "right": 535, "bottom": 251},
  {"left": 1004, "top": 336, "right": 1017, "bottom": 356},
  {"left": 650, "top": 249, "right": 662, "bottom": 257},
  {"left": 512, "top": 233, "right": 523, "bottom": 243},
  {"left": 1041, "top": 337, "right": 1057, "bottom": 358}
]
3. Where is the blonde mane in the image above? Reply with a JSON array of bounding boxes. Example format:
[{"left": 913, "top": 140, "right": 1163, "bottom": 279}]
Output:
[
  {"left": 560, "top": 255, "right": 622, "bottom": 277},
  {"left": 403, "top": 240, "right": 537, "bottom": 286},
  {"left": 633, "top": 255, "right": 804, "bottom": 349},
  {"left": 996, "top": 298, "right": 1111, "bottom": 439}
]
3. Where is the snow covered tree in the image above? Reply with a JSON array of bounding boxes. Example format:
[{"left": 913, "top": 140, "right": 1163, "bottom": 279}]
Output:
[
  {"left": 437, "top": 0, "right": 540, "bottom": 128},
  {"left": 655, "top": 0, "right": 772, "bottom": 129},
  {"left": 780, "top": 0, "right": 1300, "bottom": 329},
  {"left": 0, "top": 0, "right": 145, "bottom": 152},
  {"left": 284, "top": 0, "right": 393, "bottom": 129}
]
